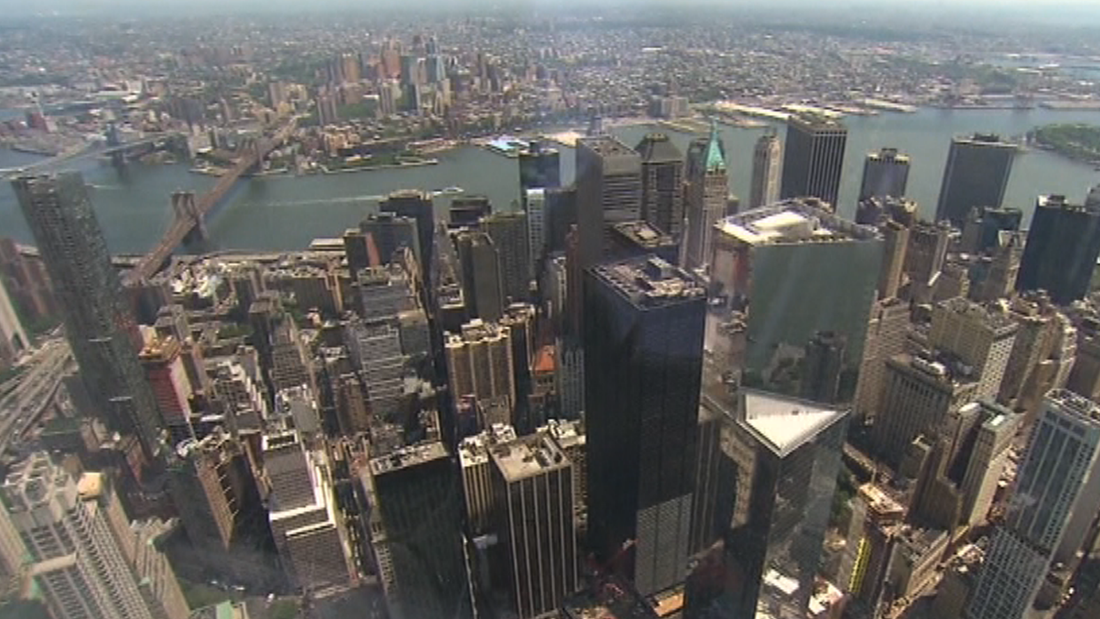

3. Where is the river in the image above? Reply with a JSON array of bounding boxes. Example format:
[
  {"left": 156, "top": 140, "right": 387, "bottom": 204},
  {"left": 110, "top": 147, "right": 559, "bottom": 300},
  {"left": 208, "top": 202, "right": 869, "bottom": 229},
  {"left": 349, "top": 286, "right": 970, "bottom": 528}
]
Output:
[{"left": 2, "top": 106, "right": 1100, "bottom": 254}]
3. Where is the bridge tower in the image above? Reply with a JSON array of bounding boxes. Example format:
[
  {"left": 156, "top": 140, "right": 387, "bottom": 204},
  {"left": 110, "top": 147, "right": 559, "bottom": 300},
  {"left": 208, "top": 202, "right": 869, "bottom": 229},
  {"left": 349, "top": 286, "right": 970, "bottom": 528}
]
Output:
[
  {"left": 171, "top": 191, "right": 207, "bottom": 244},
  {"left": 106, "top": 123, "right": 127, "bottom": 167}
]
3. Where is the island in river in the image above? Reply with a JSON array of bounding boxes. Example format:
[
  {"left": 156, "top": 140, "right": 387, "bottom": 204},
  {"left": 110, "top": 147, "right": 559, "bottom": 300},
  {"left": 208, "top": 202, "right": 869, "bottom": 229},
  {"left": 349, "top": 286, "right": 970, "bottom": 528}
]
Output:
[{"left": 1029, "top": 123, "right": 1100, "bottom": 166}]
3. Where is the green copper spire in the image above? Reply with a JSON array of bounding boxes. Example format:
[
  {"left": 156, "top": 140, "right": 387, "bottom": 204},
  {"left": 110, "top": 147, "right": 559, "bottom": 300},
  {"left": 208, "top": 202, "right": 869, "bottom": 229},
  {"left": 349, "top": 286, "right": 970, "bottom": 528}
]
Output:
[{"left": 704, "top": 119, "right": 726, "bottom": 173}]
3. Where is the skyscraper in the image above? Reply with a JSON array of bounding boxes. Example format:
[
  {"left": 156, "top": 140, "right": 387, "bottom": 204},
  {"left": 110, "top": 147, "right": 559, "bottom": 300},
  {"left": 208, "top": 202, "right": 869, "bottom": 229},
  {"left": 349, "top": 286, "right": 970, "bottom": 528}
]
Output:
[
  {"left": 491, "top": 433, "right": 579, "bottom": 618},
  {"left": 366, "top": 441, "right": 471, "bottom": 619},
  {"left": 3, "top": 453, "right": 189, "bottom": 619},
  {"left": 859, "top": 147, "right": 911, "bottom": 200},
  {"left": 930, "top": 298, "right": 1019, "bottom": 401},
  {"left": 682, "top": 123, "right": 728, "bottom": 271},
  {"left": 12, "top": 173, "right": 163, "bottom": 458},
  {"left": 584, "top": 256, "right": 705, "bottom": 596},
  {"left": 749, "top": 129, "right": 782, "bottom": 209},
  {"left": 483, "top": 211, "right": 531, "bottom": 302},
  {"left": 360, "top": 212, "right": 421, "bottom": 267},
  {"left": 1017, "top": 194, "right": 1100, "bottom": 305},
  {"left": 139, "top": 336, "right": 195, "bottom": 444},
  {"left": 381, "top": 190, "right": 435, "bottom": 284},
  {"left": 635, "top": 132, "right": 685, "bottom": 238},
  {"left": 518, "top": 140, "right": 561, "bottom": 191},
  {"left": 575, "top": 136, "right": 642, "bottom": 269},
  {"left": 706, "top": 199, "right": 883, "bottom": 411},
  {"left": 445, "top": 318, "right": 516, "bottom": 415},
  {"left": 263, "top": 431, "right": 353, "bottom": 591},
  {"left": 455, "top": 229, "right": 504, "bottom": 322},
  {"left": 967, "top": 390, "right": 1100, "bottom": 619},
  {"left": 853, "top": 297, "right": 910, "bottom": 423},
  {"left": 779, "top": 114, "right": 848, "bottom": 208},
  {"left": 935, "top": 134, "right": 1017, "bottom": 226},
  {"left": 684, "top": 390, "right": 848, "bottom": 619},
  {"left": 525, "top": 188, "right": 547, "bottom": 271}
]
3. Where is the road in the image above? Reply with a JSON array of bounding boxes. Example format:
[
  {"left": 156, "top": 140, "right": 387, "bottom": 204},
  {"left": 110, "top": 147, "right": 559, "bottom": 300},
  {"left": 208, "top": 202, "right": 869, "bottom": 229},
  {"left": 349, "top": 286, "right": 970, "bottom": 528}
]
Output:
[{"left": 0, "top": 336, "right": 72, "bottom": 452}]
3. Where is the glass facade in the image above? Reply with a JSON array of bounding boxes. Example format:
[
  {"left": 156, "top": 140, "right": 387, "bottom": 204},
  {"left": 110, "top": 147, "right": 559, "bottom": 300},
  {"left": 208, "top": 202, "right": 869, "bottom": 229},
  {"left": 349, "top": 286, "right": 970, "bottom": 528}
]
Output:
[{"left": 704, "top": 201, "right": 883, "bottom": 412}]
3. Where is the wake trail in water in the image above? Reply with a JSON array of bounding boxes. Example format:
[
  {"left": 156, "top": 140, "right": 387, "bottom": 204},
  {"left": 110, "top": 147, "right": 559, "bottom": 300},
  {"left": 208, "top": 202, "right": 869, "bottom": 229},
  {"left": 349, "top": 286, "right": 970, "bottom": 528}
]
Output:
[{"left": 237, "top": 194, "right": 388, "bottom": 208}]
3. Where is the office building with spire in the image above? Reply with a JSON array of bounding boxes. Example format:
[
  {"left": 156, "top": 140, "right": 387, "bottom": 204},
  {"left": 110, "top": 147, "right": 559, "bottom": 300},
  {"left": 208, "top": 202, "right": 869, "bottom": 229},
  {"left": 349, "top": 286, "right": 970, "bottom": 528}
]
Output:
[
  {"left": 780, "top": 114, "right": 847, "bottom": 208},
  {"left": 635, "top": 132, "right": 685, "bottom": 238},
  {"left": 584, "top": 256, "right": 706, "bottom": 596},
  {"left": 935, "top": 134, "right": 1017, "bottom": 226},
  {"left": 682, "top": 123, "right": 728, "bottom": 271},
  {"left": 749, "top": 129, "right": 782, "bottom": 209},
  {"left": 11, "top": 173, "right": 163, "bottom": 459}
]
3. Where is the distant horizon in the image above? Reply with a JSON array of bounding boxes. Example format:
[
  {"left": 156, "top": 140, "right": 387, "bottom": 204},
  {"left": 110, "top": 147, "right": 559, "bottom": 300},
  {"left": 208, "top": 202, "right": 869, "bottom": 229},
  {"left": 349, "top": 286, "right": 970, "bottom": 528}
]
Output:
[{"left": 1, "top": 0, "right": 1099, "bottom": 23}]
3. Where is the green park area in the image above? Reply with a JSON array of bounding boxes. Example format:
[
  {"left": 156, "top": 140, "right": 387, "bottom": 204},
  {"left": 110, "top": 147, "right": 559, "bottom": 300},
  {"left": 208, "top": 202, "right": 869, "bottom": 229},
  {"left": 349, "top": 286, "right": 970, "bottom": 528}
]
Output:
[{"left": 1031, "top": 123, "right": 1100, "bottom": 163}]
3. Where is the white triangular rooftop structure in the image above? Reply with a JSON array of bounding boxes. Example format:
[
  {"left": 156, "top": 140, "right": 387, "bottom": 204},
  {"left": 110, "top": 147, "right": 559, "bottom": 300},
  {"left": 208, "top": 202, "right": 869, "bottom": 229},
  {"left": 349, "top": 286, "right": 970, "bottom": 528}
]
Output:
[{"left": 741, "top": 389, "right": 847, "bottom": 458}]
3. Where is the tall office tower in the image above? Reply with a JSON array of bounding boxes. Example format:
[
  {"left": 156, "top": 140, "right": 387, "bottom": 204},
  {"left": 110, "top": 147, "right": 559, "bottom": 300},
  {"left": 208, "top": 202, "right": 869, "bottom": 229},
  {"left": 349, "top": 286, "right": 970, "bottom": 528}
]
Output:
[
  {"left": 456, "top": 230, "right": 504, "bottom": 322},
  {"left": 872, "top": 353, "right": 980, "bottom": 467},
  {"left": 575, "top": 136, "right": 642, "bottom": 269},
  {"left": 689, "top": 405, "right": 723, "bottom": 555},
  {"left": 483, "top": 212, "right": 531, "bottom": 302},
  {"left": 541, "top": 418, "right": 588, "bottom": 524},
  {"left": 365, "top": 441, "right": 470, "bottom": 619},
  {"left": 345, "top": 319, "right": 407, "bottom": 420},
  {"left": 343, "top": 228, "right": 372, "bottom": 272},
  {"left": 2, "top": 454, "right": 188, "bottom": 619},
  {"left": 380, "top": 190, "right": 435, "bottom": 284},
  {"left": 334, "top": 370, "right": 369, "bottom": 434},
  {"left": 974, "top": 231, "right": 1024, "bottom": 302},
  {"left": 525, "top": 189, "right": 547, "bottom": 271},
  {"left": 967, "top": 391, "right": 1100, "bottom": 619},
  {"left": 1017, "top": 194, "right": 1100, "bottom": 305},
  {"left": 12, "top": 173, "right": 163, "bottom": 458},
  {"left": 930, "top": 298, "right": 1019, "bottom": 401},
  {"left": 859, "top": 147, "right": 911, "bottom": 200},
  {"left": 263, "top": 431, "right": 352, "bottom": 591},
  {"left": 958, "top": 402, "right": 1022, "bottom": 527},
  {"left": 357, "top": 263, "right": 417, "bottom": 321},
  {"left": 935, "top": 134, "right": 1017, "bottom": 226},
  {"left": 584, "top": 256, "right": 705, "bottom": 596},
  {"left": 0, "top": 235, "right": 57, "bottom": 322},
  {"left": 997, "top": 294, "right": 1059, "bottom": 408},
  {"left": 682, "top": 124, "right": 728, "bottom": 271},
  {"left": 211, "top": 359, "right": 269, "bottom": 419},
  {"left": 491, "top": 433, "right": 579, "bottom": 618},
  {"left": 879, "top": 219, "right": 910, "bottom": 300},
  {"left": 684, "top": 390, "right": 848, "bottom": 619},
  {"left": 962, "top": 205, "right": 1024, "bottom": 255},
  {"left": 139, "top": 336, "right": 195, "bottom": 444},
  {"left": 780, "top": 114, "right": 848, "bottom": 207},
  {"left": 903, "top": 220, "right": 953, "bottom": 299},
  {"left": 706, "top": 200, "right": 883, "bottom": 412},
  {"left": 459, "top": 423, "right": 517, "bottom": 536},
  {"left": 166, "top": 430, "right": 275, "bottom": 588},
  {"left": 545, "top": 185, "right": 578, "bottom": 254},
  {"left": 749, "top": 129, "right": 782, "bottom": 209},
  {"left": 450, "top": 195, "right": 492, "bottom": 228},
  {"left": 801, "top": 330, "right": 848, "bottom": 404},
  {"left": 635, "top": 132, "right": 685, "bottom": 238},
  {"left": 446, "top": 318, "right": 516, "bottom": 414},
  {"left": 518, "top": 140, "right": 561, "bottom": 191},
  {"left": 360, "top": 212, "right": 421, "bottom": 267},
  {"left": 0, "top": 276, "right": 27, "bottom": 368},
  {"left": 500, "top": 303, "right": 535, "bottom": 429},
  {"left": 556, "top": 336, "right": 585, "bottom": 419}
]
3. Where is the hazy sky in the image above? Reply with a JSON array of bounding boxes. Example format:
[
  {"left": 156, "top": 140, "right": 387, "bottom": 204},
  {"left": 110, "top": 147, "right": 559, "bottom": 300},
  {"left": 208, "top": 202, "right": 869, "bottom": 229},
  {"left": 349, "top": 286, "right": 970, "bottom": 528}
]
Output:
[{"left": 1, "top": 0, "right": 1099, "bottom": 23}]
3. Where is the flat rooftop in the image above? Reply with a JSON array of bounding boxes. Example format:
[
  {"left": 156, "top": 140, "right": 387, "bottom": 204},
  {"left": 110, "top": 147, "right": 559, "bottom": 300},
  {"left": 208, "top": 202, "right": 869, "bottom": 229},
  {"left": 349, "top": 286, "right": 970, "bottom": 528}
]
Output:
[
  {"left": 591, "top": 256, "right": 705, "bottom": 309},
  {"left": 741, "top": 389, "right": 847, "bottom": 458},
  {"left": 612, "top": 221, "right": 675, "bottom": 248},
  {"left": 491, "top": 433, "right": 570, "bottom": 482},
  {"left": 578, "top": 135, "right": 638, "bottom": 158},
  {"left": 716, "top": 198, "right": 877, "bottom": 246},
  {"left": 459, "top": 424, "right": 518, "bottom": 467},
  {"left": 370, "top": 440, "right": 448, "bottom": 475}
]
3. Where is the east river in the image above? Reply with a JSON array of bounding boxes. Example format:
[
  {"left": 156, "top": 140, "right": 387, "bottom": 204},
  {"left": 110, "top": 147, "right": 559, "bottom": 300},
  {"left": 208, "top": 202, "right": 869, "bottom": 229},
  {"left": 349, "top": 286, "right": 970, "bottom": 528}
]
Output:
[{"left": 2, "top": 107, "right": 1100, "bottom": 255}]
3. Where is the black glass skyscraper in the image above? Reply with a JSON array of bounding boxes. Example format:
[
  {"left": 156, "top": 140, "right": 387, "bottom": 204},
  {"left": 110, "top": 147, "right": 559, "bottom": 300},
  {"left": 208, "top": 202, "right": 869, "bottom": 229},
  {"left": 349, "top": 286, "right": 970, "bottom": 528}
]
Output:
[
  {"left": 780, "top": 114, "right": 847, "bottom": 208},
  {"left": 859, "top": 147, "right": 910, "bottom": 200},
  {"left": 381, "top": 190, "right": 435, "bottom": 284},
  {"left": 518, "top": 140, "right": 561, "bottom": 191},
  {"left": 635, "top": 132, "right": 685, "bottom": 238},
  {"left": 584, "top": 256, "right": 705, "bottom": 596},
  {"left": 1016, "top": 194, "right": 1100, "bottom": 305},
  {"left": 12, "top": 173, "right": 163, "bottom": 458},
  {"left": 935, "top": 133, "right": 1017, "bottom": 226}
]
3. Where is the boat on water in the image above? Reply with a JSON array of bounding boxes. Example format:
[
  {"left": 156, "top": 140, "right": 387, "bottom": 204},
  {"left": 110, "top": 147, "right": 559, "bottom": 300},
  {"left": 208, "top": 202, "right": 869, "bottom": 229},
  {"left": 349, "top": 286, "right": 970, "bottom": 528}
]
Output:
[{"left": 433, "top": 186, "right": 464, "bottom": 196}]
